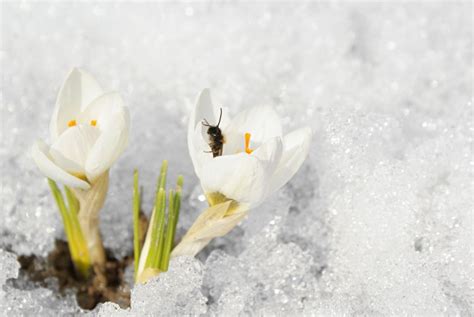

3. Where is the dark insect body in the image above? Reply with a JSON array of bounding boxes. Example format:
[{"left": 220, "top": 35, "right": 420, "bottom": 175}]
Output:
[{"left": 202, "top": 108, "right": 224, "bottom": 158}]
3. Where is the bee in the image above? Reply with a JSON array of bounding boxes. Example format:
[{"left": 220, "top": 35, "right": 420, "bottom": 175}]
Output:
[{"left": 202, "top": 108, "right": 224, "bottom": 157}]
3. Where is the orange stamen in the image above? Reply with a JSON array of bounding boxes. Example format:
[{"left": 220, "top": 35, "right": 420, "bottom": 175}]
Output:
[
  {"left": 90, "top": 119, "right": 97, "bottom": 126},
  {"left": 68, "top": 120, "right": 77, "bottom": 127},
  {"left": 245, "top": 133, "right": 253, "bottom": 154}
]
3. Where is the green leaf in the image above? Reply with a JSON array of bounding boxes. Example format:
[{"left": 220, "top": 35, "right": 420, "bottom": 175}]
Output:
[
  {"left": 133, "top": 169, "right": 141, "bottom": 280},
  {"left": 176, "top": 174, "right": 184, "bottom": 190},
  {"left": 145, "top": 188, "right": 166, "bottom": 269},
  {"left": 173, "top": 177, "right": 183, "bottom": 230},
  {"left": 48, "top": 179, "right": 90, "bottom": 279},
  {"left": 157, "top": 160, "right": 168, "bottom": 191},
  {"left": 159, "top": 190, "right": 175, "bottom": 271},
  {"left": 145, "top": 160, "right": 169, "bottom": 269},
  {"left": 160, "top": 175, "right": 183, "bottom": 271},
  {"left": 64, "top": 186, "right": 79, "bottom": 215},
  {"left": 136, "top": 164, "right": 184, "bottom": 281},
  {"left": 64, "top": 186, "right": 90, "bottom": 277},
  {"left": 153, "top": 188, "right": 167, "bottom": 268}
]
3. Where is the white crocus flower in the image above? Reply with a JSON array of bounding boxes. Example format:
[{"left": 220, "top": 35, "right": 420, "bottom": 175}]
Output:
[
  {"left": 188, "top": 88, "right": 311, "bottom": 208},
  {"left": 31, "top": 68, "right": 130, "bottom": 265},
  {"left": 173, "top": 89, "right": 311, "bottom": 257},
  {"left": 32, "top": 68, "right": 129, "bottom": 189}
]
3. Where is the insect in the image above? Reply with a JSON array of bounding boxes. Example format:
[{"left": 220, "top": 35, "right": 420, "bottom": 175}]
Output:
[{"left": 202, "top": 108, "right": 224, "bottom": 158}]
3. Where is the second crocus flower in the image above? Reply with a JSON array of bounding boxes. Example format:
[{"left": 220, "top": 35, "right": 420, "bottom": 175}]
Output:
[
  {"left": 172, "top": 89, "right": 311, "bottom": 257},
  {"left": 188, "top": 88, "right": 312, "bottom": 209}
]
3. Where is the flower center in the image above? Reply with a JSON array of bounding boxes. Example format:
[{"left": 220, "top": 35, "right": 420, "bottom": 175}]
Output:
[
  {"left": 71, "top": 171, "right": 88, "bottom": 182},
  {"left": 244, "top": 133, "right": 253, "bottom": 154},
  {"left": 67, "top": 119, "right": 97, "bottom": 128}
]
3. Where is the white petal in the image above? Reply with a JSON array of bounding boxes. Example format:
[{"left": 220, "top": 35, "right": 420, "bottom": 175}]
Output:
[
  {"left": 50, "top": 68, "right": 103, "bottom": 141},
  {"left": 31, "top": 140, "right": 90, "bottom": 190},
  {"left": 189, "top": 125, "right": 214, "bottom": 178},
  {"left": 200, "top": 153, "right": 267, "bottom": 207},
  {"left": 85, "top": 107, "right": 130, "bottom": 182},
  {"left": 225, "top": 106, "right": 282, "bottom": 141},
  {"left": 223, "top": 106, "right": 282, "bottom": 155},
  {"left": 80, "top": 92, "right": 126, "bottom": 129},
  {"left": 267, "top": 127, "right": 312, "bottom": 194},
  {"left": 49, "top": 125, "right": 100, "bottom": 176},
  {"left": 194, "top": 88, "right": 220, "bottom": 129},
  {"left": 252, "top": 136, "right": 283, "bottom": 175},
  {"left": 188, "top": 89, "right": 219, "bottom": 177},
  {"left": 247, "top": 137, "right": 284, "bottom": 203}
]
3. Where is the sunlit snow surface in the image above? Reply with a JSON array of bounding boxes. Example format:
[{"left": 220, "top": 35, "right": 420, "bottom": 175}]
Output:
[{"left": 1, "top": 1, "right": 473, "bottom": 315}]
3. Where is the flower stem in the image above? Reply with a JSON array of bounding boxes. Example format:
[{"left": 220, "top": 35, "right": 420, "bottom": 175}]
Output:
[
  {"left": 133, "top": 169, "right": 141, "bottom": 280},
  {"left": 171, "top": 197, "right": 247, "bottom": 258},
  {"left": 48, "top": 179, "right": 91, "bottom": 279},
  {"left": 72, "top": 172, "right": 109, "bottom": 267}
]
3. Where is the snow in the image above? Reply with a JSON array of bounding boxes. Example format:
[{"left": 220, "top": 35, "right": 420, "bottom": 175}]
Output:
[
  {"left": 0, "top": 249, "right": 83, "bottom": 315},
  {"left": 97, "top": 257, "right": 207, "bottom": 316},
  {"left": 1, "top": 1, "right": 472, "bottom": 315}
]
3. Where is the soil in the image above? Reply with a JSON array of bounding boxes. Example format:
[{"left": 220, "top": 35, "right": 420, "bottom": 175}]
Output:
[
  {"left": 13, "top": 211, "right": 151, "bottom": 310},
  {"left": 17, "top": 240, "right": 132, "bottom": 310}
]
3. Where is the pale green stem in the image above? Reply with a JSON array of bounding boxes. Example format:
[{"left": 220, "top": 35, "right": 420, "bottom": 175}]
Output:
[
  {"left": 133, "top": 170, "right": 141, "bottom": 280},
  {"left": 171, "top": 196, "right": 248, "bottom": 258},
  {"left": 72, "top": 172, "right": 109, "bottom": 267},
  {"left": 48, "top": 179, "right": 91, "bottom": 278}
]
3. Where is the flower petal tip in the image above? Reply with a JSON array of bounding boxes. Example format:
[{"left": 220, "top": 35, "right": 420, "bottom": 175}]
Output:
[{"left": 32, "top": 140, "right": 91, "bottom": 190}]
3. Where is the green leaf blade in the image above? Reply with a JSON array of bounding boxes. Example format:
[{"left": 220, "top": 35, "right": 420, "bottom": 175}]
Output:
[
  {"left": 48, "top": 179, "right": 90, "bottom": 279},
  {"left": 133, "top": 169, "right": 141, "bottom": 280},
  {"left": 159, "top": 190, "right": 175, "bottom": 271}
]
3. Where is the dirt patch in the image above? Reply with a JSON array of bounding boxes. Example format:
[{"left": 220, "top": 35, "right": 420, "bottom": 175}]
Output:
[{"left": 17, "top": 240, "right": 132, "bottom": 310}]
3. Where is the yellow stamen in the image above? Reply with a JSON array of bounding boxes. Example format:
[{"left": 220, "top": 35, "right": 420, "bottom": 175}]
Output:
[
  {"left": 244, "top": 133, "right": 253, "bottom": 154},
  {"left": 68, "top": 120, "right": 77, "bottom": 127},
  {"left": 90, "top": 119, "right": 97, "bottom": 126}
]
